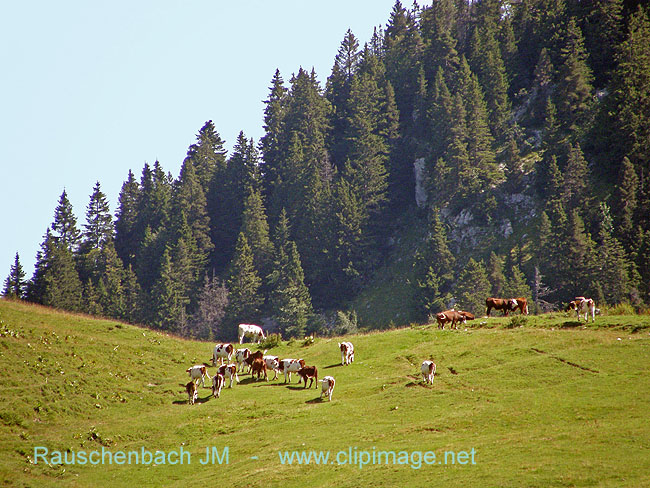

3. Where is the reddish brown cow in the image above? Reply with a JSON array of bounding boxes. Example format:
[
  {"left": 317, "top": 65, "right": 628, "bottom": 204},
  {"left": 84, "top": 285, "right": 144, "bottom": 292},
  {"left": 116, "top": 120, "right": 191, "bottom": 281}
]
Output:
[
  {"left": 297, "top": 366, "right": 318, "bottom": 388},
  {"left": 512, "top": 297, "right": 529, "bottom": 315},
  {"left": 244, "top": 349, "right": 267, "bottom": 370},
  {"left": 436, "top": 310, "right": 466, "bottom": 329},
  {"left": 458, "top": 311, "right": 475, "bottom": 321},
  {"left": 485, "top": 298, "right": 518, "bottom": 317},
  {"left": 250, "top": 358, "right": 268, "bottom": 381}
]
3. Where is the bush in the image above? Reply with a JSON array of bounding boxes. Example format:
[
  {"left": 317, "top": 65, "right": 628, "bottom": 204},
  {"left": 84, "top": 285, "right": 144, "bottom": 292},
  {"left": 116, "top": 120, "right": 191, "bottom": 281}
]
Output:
[
  {"left": 504, "top": 315, "right": 528, "bottom": 329},
  {"left": 602, "top": 303, "right": 635, "bottom": 316},
  {"left": 335, "top": 310, "right": 358, "bottom": 335},
  {"left": 259, "top": 333, "right": 282, "bottom": 349}
]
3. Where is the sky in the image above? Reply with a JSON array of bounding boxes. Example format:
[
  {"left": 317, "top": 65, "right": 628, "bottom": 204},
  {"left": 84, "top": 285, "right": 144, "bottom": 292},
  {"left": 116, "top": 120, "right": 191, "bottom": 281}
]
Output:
[{"left": 0, "top": 0, "right": 402, "bottom": 283}]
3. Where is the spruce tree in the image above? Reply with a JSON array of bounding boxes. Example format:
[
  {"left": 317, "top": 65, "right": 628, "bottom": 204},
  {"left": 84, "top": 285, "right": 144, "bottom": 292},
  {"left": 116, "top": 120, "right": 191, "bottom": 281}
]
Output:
[
  {"left": 596, "top": 203, "right": 630, "bottom": 304},
  {"left": 454, "top": 258, "right": 491, "bottom": 315},
  {"left": 114, "top": 170, "right": 140, "bottom": 267},
  {"left": 240, "top": 186, "right": 274, "bottom": 285},
  {"left": 614, "top": 157, "right": 639, "bottom": 250},
  {"left": 487, "top": 251, "right": 506, "bottom": 297},
  {"left": 51, "top": 190, "right": 81, "bottom": 252},
  {"left": 226, "top": 233, "right": 263, "bottom": 335},
  {"left": 191, "top": 275, "right": 229, "bottom": 340},
  {"left": 2, "top": 253, "right": 26, "bottom": 299}
]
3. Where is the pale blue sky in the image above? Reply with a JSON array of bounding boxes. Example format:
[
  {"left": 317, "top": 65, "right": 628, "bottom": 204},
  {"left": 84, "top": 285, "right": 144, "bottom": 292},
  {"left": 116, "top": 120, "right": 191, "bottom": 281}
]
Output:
[{"left": 0, "top": 0, "right": 401, "bottom": 281}]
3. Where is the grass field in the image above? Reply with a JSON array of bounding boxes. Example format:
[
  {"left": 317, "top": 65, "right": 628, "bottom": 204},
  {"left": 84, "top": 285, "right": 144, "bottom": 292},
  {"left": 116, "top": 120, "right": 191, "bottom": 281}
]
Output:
[{"left": 1, "top": 299, "right": 649, "bottom": 487}]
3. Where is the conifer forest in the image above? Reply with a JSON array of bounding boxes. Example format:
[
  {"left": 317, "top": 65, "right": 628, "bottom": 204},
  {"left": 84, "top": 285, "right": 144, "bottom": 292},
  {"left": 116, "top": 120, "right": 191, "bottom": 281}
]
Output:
[{"left": 4, "top": 0, "right": 650, "bottom": 340}]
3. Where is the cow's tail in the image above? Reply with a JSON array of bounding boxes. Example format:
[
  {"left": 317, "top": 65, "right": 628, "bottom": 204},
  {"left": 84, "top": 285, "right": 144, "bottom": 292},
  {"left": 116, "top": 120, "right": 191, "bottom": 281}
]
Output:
[{"left": 314, "top": 366, "right": 318, "bottom": 388}]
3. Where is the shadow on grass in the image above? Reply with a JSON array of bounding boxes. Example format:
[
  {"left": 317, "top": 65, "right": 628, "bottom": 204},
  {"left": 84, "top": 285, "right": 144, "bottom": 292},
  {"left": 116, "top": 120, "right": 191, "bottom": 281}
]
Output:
[
  {"left": 559, "top": 321, "right": 584, "bottom": 328},
  {"left": 323, "top": 363, "right": 343, "bottom": 369},
  {"left": 305, "top": 397, "right": 326, "bottom": 404},
  {"left": 172, "top": 394, "right": 214, "bottom": 405}
]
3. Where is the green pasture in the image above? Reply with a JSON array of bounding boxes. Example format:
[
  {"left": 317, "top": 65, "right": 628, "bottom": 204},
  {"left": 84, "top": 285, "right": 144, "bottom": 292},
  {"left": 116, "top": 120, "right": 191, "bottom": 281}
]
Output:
[{"left": 1, "top": 299, "right": 649, "bottom": 487}]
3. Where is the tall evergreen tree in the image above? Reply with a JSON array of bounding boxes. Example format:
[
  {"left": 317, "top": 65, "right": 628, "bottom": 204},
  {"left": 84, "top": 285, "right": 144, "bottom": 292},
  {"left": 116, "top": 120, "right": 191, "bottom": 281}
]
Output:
[
  {"left": 596, "top": 203, "right": 631, "bottom": 304},
  {"left": 2, "top": 253, "right": 26, "bottom": 299},
  {"left": 226, "top": 233, "right": 263, "bottom": 336},
  {"left": 51, "top": 189, "right": 81, "bottom": 252},
  {"left": 114, "top": 170, "right": 140, "bottom": 267},
  {"left": 454, "top": 258, "right": 491, "bottom": 315}
]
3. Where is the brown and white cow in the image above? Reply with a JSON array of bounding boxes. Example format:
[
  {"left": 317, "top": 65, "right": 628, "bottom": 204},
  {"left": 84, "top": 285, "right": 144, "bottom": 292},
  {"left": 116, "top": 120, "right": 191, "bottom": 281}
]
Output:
[
  {"left": 263, "top": 355, "right": 280, "bottom": 380},
  {"left": 216, "top": 364, "right": 240, "bottom": 388},
  {"left": 297, "top": 366, "right": 318, "bottom": 388},
  {"left": 512, "top": 297, "right": 529, "bottom": 315},
  {"left": 186, "top": 364, "right": 210, "bottom": 388},
  {"left": 320, "top": 376, "right": 335, "bottom": 401},
  {"left": 238, "top": 324, "right": 265, "bottom": 344},
  {"left": 243, "top": 349, "right": 267, "bottom": 370},
  {"left": 436, "top": 310, "right": 466, "bottom": 330},
  {"left": 212, "top": 343, "right": 234, "bottom": 366},
  {"left": 338, "top": 342, "right": 354, "bottom": 365},
  {"left": 485, "top": 298, "right": 518, "bottom": 317},
  {"left": 421, "top": 360, "right": 436, "bottom": 384},
  {"left": 566, "top": 297, "right": 596, "bottom": 322},
  {"left": 250, "top": 357, "right": 268, "bottom": 381},
  {"left": 279, "top": 358, "right": 306, "bottom": 383},
  {"left": 458, "top": 310, "right": 475, "bottom": 322},
  {"left": 235, "top": 348, "right": 251, "bottom": 373},
  {"left": 185, "top": 381, "right": 198, "bottom": 405},
  {"left": 212, "top": 373, "right": 225, "bottom": 398}
]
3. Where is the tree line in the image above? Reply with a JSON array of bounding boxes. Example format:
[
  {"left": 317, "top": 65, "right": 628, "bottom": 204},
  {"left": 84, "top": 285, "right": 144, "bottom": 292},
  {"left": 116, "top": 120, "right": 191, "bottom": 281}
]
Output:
[{"left": 4, "top": 0, "right": 650, "bottom": 332}]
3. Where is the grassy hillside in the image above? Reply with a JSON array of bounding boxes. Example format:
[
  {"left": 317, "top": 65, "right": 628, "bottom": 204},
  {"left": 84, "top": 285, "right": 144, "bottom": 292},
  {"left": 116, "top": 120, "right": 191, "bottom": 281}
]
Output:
[{"left": 1, "top": 299, "right": 649, "bottom": 487}]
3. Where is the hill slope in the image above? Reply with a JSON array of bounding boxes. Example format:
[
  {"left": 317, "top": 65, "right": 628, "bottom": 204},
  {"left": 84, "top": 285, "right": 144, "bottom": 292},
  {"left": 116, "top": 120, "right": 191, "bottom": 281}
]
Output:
[{"left": 1, "top": 299, "right": 649, "bottom": 487}]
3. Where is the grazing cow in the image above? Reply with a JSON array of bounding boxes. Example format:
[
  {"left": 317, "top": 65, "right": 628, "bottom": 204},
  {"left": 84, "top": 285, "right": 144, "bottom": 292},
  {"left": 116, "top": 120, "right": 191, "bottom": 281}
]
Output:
[
  {"left": 184, "top": 381, "right": 198, "bottom": 405},
  {"left": 235, "top": 348, "right": 251, "bottom": 373},
  {"left": 512, "top": 297, "right": 529, "bottom": 315},
  {"left": 186, "top": 364, "right": 210, "bottom": 388},
  {"left": 320, "top": 376, "right": 335, "bottom": 401},
  {"left": 238, "top": 324, "right": 265, "bottom": 344},
  {"left": 339, "top": 342, "right": 354, "bottom": 365},
  {"left": 216, "top": 364, "right": 240, "bottom": 388},
  {"left": 458, "top": 311, "right": 475, "bottom": 322},
  {"left": 243, "top": 349, "right": 267, "bottom": 370},
  {"left": 436, "top": 310, "right": 467, "bottom": 330},
  {"left": 566, "top": 297, "right": 596, "bottom": 322},
  {"left": 212, "top": 373, "right": 225, "bottom": 398},
  {"left": 485, "top": 298, "right": 518, "bottom": 317},
  {"left": 250, "top": 358, "right": 268, "bottom": 381},
  {"left": 421, "top": 360, "right": 436, "bottom": 384},
  {"left": 263, "top": 355, "right": 280, "bottom": 380},
  {"left": 279, "top": 358, "right": 306, "bottom": 383},
  {"left": 212, "top": 343, "right": 234, "bottom": 366},
  {"left": 297, "top": 366, "right": 318, "bottom": 388}
]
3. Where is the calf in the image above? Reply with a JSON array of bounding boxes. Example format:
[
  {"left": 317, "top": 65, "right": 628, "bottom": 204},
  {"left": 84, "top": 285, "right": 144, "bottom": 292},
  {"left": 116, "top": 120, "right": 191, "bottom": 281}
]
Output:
[
  {"left": 244, "top": 349, "right": 267, "bottom": 370},
  {"left": 185, "top": 381, "right": 198, "bottom": 405},
  {"left": 212, "top": 373, "right": 225, "bottom": 398},
  {"left": 186, "top": 364, "right": 210, "bottom": 388},
  {"left": 212, "top": 343, "right": 234, "bottom": 366},
  {"left": 338, "top": 342, "right": 354, "bottom": 365},
  {"left": 251, "top": 358, "right": 268, "bottom": 381},
  {"left": 235, "top": 348, "right": 251, "bottom": 373},
  {"left": 297, "top": 366, "right": 318, "bottom": 388},
  {"left": 421, "top": 360, "right": 436, "bottom": 384},
  {"left": 566, "top": 296, "right": 596, "bottom": 322},
  {"left": 320, "top": 376, "right": 335, "bottom": 401},
  {"left": 216, "top": 364, "right": 240, "bottom": 388},
  {"left": 263, "top": 355, "right": 280, "bottom": 380},
  {"left": 279, "top": 358, "right": 306, "bottom": 383},
  {"left": 485, "top": 298, "right": 518, "bottom": 317},
  {"left": 238, "top": 323, "right": 265, "bottom": 344}
]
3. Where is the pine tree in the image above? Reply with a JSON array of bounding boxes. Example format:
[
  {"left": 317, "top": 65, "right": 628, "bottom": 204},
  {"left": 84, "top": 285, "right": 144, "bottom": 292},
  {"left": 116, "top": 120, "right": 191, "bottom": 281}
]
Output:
[
  {"left": 554, "top": 18, "right": 594, "bottom": 137},
  {"left": 185, "top": 120, "right": 228, "bottom": 195},
  {"left": 614, "top": 157, "right": 639, "bottom": 250},
  {"left": 561, "top": 144, "right": 589, "bottom": 212},
  {"left": 2, "top": 252, "right": 26, "bottom": 299},
  {"left": 261, "top": 69, "right": 288, "bottom": 194},
  {"left": 595, "top": 203, "right": 630, "bottom": 304},
  {"left": 454, "top": 258, "right": 491, "bottom": 315},
  {"left": 240, "top": 186, "right": 274, "bottom": 285},
  {"left": 150, "top": 249, "right": 187, "bottom": 333},
  {"left": 191, "top": 275, "right": 229, "bottom": 340},
  {"left": 226, "top": 233, "right": 263, "bottom": 336},
  {"left": 114, "top": 170, "right": 140, "bottom": 267},
  {"left": 41, "top": 237, "right": 83, "bottom": 312},
  {"left": 51, "top": 190, "right": 81, "bottom": 252},
  {"left": 487, "top": 251, "right": 506, "bottom": 297},
  {"left": 97, "top": 240, "right": 125, "bottom": 319},
  {"left": 267, "top": 209, "right": 313, "bottom": 338}
]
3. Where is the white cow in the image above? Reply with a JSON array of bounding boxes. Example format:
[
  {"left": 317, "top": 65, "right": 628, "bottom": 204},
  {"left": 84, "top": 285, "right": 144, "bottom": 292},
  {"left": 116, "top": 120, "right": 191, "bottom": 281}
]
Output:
[
  {"left": 212, "top": 373, "right": 225, "bottom": 398},
  {"left": 238, "top": 324, "right": 265, "bottom": 344},
  {"left": 279, "top": 358, "right": 305, "bottom": 383},
  {"left": 338, "top": 342, "right": 354, "bottom": 365},
  {"left": 320, "top": 376, "right": 335, "bottom": 401},
  {"left": 567, "top": 297, "right": 596, "bottom": 322},
  {"left": 212, "top": 343, "right": 234, "bottom": 366},
  {"left": 186, "top": 365, "right": 210, "bottom": 388},
  {"left": 216, "top": 364, "right": 240, "bottom": 388},
  {"left": 235, "top": 348, "right": 251, "bottom": 373},
  {"left": 421, "top": 360, "right": 436, "bottom": 384},
  {"left": 263, "top": 355, "right": 280, "bottom": 380}
]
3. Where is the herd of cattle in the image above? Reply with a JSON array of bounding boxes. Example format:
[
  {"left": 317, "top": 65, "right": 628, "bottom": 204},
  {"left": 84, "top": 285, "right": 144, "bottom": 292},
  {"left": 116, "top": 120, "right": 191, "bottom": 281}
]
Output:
[
  {"left": 183, "top": 324, "right": 348, "bottom": 405},
  {"left": 182, "top": 297, "right": 598, "bottom": 403}
]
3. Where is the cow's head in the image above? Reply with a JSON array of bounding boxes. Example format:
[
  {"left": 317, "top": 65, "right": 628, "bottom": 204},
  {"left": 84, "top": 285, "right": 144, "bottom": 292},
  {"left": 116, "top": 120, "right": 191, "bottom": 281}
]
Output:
[{"left": 509, "top": 298, "right": 518, "bottom": 310}]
